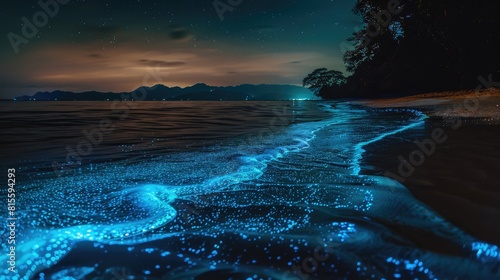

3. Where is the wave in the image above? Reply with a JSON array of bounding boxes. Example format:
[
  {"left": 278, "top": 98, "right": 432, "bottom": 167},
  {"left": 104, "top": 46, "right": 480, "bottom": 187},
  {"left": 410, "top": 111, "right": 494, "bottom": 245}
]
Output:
[{"left": 2, "top": 103, "right": 499, "bottom": 279}]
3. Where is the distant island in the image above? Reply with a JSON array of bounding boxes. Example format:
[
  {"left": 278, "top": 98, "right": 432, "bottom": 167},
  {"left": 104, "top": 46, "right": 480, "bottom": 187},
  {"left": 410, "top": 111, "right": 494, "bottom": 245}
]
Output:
[{"left": 12, "top": 83, "right": 318, "bottom": 101}]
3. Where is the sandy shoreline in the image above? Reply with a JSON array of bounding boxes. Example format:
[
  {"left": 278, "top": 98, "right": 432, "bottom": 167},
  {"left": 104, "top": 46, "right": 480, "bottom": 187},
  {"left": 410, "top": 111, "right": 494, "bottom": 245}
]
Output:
[
  {"left": 357, "top": 89, "right": 500, "bottom": 245},
  {"left": 358, "top": 88, "right": 500, "bottom": 121}
]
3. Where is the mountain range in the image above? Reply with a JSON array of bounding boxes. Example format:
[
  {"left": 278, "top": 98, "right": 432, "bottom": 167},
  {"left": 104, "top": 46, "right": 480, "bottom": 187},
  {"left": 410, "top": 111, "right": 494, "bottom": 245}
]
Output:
[{"left": 14, "top": 83, "right": 317, "bottom": 101}]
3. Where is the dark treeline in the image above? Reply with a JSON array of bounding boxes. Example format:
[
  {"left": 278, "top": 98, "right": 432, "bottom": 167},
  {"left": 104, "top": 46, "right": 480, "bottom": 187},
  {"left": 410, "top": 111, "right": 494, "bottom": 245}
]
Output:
[{"left": 305, "top": 0, "right": 500, "bottom": 99}]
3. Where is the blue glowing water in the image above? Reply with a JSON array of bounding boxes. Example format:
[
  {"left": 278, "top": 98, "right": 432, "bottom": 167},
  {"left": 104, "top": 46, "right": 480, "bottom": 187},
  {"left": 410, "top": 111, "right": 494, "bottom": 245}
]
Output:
[{"left": 1, "top": 101, "right": 499, "bottom": 279}]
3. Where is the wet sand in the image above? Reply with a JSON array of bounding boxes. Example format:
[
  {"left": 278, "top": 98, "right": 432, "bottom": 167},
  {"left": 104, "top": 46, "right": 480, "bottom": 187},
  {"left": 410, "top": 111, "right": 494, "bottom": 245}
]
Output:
[{"left": 358, "top": 89, "right": 500, "bottom": 245}]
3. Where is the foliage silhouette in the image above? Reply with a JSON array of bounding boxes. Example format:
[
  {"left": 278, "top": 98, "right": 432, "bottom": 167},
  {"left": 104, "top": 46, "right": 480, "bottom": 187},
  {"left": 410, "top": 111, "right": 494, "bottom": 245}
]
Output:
[{"left": 307, "top": 0, "right": 500, "bottom": 99}]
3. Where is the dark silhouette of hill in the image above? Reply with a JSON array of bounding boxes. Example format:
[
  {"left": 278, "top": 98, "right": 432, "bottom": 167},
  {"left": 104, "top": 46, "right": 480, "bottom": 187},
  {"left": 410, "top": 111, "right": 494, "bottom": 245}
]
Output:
[{"left": 14, "top": 83, "right": 316, "bottom": 101}]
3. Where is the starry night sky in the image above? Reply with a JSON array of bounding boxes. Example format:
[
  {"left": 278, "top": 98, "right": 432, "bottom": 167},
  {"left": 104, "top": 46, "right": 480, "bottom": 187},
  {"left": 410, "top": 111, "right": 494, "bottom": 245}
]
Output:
[{"left": 0, "top": 0, "right": 361, "bottom": 98}]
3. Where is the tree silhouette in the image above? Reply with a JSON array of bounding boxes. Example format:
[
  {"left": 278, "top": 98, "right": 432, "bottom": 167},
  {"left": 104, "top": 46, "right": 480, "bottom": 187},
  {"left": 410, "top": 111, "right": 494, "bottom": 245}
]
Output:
[
  {"left": 303, "top": 68, "right": 347, "bottom": 96},
  {"left": 312, "top": 0, "right": 500, "bottom": 99}
]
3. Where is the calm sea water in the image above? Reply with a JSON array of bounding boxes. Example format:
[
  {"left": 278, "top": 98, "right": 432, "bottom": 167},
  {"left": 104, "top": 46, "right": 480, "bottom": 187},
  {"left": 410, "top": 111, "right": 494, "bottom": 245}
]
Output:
[
  {"left": 0, "top": 101, "right": 329, "bottom": 170},
  {"left": 0, "top": 101, "right": 499, "bottom": 279}
]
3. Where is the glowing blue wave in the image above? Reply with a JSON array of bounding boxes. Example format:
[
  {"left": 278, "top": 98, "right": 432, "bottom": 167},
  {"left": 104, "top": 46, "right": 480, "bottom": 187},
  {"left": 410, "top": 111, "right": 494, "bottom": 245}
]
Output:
[
  {"left": 2, "top": 103, "right": 499, "bottom": 279},
  {"left": 351, "top": 109, "right": 428, "bottom": 175}
]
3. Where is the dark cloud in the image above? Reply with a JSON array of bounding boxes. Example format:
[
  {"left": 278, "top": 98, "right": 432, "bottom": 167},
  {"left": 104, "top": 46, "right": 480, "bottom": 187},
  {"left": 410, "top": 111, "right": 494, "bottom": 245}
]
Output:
[
  {"left": 169, "top": 27, "right": 191, "bottom": 41},
  {"left": 87, "top": 54, "right": 102, "bottom": 58},
  {"left": 137, "top": 59, "right": 186, "bottom": 67}
]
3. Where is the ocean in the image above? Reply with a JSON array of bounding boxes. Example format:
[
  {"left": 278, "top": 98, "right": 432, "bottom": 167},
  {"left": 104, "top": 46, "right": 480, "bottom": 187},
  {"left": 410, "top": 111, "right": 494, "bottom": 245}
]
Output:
[{"left": 0, "top": 101, "right": 499, "bottom": 279}]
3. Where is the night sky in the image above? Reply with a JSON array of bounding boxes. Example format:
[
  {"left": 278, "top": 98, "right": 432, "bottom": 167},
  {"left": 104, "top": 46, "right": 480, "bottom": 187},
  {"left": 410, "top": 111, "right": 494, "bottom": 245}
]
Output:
[{"left": 0, "top": 0, "right": 361, "bottom": 98}]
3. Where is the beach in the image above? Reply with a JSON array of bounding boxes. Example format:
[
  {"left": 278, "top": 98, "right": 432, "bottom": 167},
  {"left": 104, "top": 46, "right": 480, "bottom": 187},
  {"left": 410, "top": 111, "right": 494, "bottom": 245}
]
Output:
[
  {"left": 359, "top": 89, "right": 500, "bottom": 245},
  {"left": 2, "top": 99, "right": 500, "bottom": 279}
]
